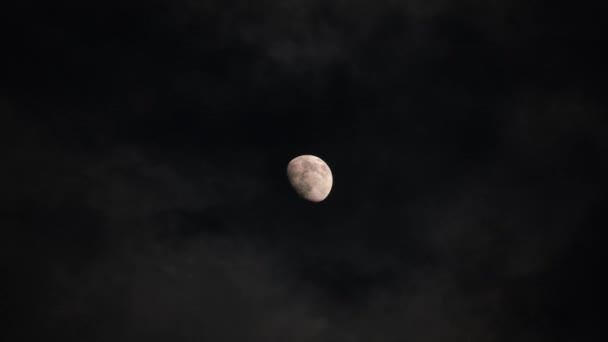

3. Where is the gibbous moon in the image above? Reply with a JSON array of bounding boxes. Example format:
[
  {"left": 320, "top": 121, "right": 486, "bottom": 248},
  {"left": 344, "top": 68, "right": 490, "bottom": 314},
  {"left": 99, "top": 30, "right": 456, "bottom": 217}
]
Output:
[{"left": 287, "top": 155, "right": 333, "bottom": 202}]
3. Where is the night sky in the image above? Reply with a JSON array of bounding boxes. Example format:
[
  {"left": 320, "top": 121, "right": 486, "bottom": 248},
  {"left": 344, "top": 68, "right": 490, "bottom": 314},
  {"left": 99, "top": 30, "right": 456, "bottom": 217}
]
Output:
[{"left": 2, "top": 1, "right": 607, "bottom": 341}]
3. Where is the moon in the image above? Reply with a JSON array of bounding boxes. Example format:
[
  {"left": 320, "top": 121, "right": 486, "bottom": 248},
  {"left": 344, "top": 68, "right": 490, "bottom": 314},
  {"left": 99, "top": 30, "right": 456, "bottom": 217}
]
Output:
[{"left": 287, "top": 155, "right": 333, "bottom": 202}]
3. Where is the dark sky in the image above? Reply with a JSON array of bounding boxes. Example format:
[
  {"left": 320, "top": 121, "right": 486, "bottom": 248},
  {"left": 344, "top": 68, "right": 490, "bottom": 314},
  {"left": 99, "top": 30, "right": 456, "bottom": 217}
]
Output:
[{"left": 2, "top": 1, "right": 607, "bottom": 341}]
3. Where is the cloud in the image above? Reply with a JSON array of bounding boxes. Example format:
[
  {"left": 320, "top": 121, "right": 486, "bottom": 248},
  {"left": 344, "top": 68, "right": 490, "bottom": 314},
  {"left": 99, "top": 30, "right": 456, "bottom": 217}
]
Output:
[{"left": 2, "top": 1, "right": 605, "bottom": 341}]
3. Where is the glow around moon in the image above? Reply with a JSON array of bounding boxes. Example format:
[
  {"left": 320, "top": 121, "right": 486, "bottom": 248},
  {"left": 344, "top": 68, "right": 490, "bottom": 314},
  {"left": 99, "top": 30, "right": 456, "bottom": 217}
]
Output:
[{"left": 287, "top": 155, "right": 333, "bottom": 202}]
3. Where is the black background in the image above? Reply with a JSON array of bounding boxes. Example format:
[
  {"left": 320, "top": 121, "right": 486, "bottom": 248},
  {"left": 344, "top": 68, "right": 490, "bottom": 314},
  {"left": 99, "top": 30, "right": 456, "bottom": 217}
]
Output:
[{"left": 2, "top": 1, "right": 607, "bottom": 341}]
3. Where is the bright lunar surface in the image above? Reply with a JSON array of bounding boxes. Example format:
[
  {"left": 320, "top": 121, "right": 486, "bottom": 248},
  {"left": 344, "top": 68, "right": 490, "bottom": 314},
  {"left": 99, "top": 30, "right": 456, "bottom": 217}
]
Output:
[{"left": 287, "top": 155, "right": 333, "bottom": 202}]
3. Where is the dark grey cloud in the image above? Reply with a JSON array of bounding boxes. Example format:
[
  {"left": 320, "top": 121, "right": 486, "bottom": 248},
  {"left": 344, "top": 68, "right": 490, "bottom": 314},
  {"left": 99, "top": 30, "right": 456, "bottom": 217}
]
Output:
[{"left": 2, "top": 0, "right": 606, "bottom": 341}]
